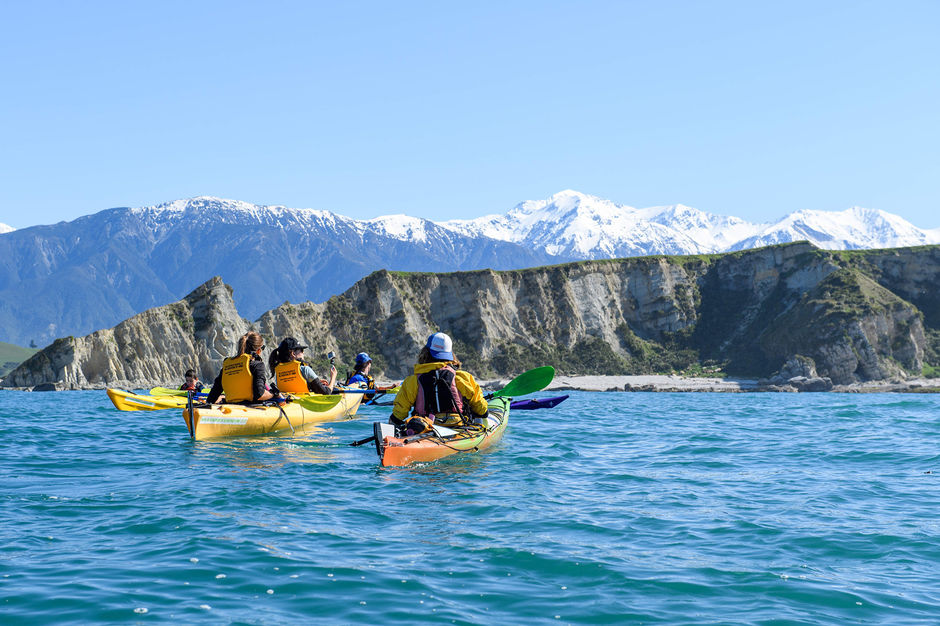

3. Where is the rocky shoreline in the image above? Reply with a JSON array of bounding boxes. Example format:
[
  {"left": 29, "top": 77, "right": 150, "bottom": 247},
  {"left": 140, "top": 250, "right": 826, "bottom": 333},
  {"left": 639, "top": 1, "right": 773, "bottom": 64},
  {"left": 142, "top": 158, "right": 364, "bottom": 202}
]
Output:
[
  {"left": 3, "top": 374, "right": 938, "bottom": 393},
  {"left": 480, "top": 374, "right": 940, "bottom": 393}
]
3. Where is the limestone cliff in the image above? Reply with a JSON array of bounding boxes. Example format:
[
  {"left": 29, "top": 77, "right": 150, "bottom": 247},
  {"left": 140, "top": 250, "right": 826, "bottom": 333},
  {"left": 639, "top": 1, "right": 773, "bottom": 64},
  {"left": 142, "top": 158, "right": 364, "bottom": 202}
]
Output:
[
  {"left": 2, "top": 277, "right": 252, "bottom": 389},
  {"left": 5, "top": 243, "right": 939, "bottom": 389},
  {"left": 255, "top": 242, "right": 935, "bottom": 384}
]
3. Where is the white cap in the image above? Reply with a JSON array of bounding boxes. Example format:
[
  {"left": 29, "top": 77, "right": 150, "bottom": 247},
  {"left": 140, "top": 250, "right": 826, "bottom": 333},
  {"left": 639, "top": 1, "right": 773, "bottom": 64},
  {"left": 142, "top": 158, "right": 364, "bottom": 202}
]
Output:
[{"left": 426, "top": 332, "right": 454, "bottom": 361}]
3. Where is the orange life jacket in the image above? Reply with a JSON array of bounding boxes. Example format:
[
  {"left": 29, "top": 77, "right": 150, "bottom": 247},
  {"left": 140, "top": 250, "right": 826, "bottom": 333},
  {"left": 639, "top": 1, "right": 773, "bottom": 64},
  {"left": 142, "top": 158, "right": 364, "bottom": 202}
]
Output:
[{"left": 275, "top": 360, "right": 309, "bottom": 394}]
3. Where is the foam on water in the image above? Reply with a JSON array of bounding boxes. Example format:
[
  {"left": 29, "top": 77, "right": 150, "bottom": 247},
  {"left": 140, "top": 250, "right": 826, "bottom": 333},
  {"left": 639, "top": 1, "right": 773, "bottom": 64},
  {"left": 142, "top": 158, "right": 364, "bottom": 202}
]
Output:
[{"left": 1, "top": 390, "right": 939, "bottom": 623}]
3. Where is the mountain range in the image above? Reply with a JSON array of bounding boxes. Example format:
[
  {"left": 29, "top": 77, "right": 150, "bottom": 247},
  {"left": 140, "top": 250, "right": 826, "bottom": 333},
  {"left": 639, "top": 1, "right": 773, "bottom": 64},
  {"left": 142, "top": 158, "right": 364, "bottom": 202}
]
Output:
[
  {"left": 1, "top": 190, "right": 937, "bottom": 347},
  {"left": 7, "top": 242, "right": 940, "bottom": 389}
]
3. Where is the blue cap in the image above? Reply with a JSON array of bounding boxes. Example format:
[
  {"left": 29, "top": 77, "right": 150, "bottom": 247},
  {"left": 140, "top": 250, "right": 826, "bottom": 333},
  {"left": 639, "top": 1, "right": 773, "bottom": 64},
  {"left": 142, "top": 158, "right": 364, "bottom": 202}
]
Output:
[
  {"left": 426, "top": 332, "right": 453, "bottom": 361},
  {"left": 355, "top": 352, "right": 372, "bottom": 366}
]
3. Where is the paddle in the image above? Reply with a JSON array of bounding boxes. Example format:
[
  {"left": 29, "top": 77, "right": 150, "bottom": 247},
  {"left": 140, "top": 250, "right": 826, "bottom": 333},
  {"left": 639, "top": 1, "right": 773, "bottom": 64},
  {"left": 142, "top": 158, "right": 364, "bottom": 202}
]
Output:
[
  {"left": 510, "top": 394, "right": 568, "bottom": 410},
  {"left": 487, "top": 366, "right": 555, "bottom": 399},
  {"left": 334, "top": 387, "right": 400, "bottom": 395},
  {"left": 367, "top": 394, "right": 569, "bottom": 410},
  {"left": 185, "top": 390, "right": 195, "bottom": 438},
  {"left": 291, "top": 393, "right": 345, "bottom": 412},
  {"left": 151, "top": 386, "right": 208, "bottom": 398},
  {"left": 349, "top": 366, "right": 556, "bottom": 446}
]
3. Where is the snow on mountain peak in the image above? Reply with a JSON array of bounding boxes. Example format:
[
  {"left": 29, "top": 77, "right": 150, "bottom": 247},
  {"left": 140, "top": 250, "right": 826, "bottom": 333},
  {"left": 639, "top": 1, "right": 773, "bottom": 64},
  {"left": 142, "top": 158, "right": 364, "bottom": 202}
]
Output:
[
  {"left": 439, "top": 190, "right": 938, "bottom": 259},
  {"left": 0, "top": 222, "right": 14, "bottom": 234},
  {"left": 71, "top": 191, "right": 940, "bottom": 262},
  {"left": 366, "top": 214, "right": 432, "bottom": 243}
]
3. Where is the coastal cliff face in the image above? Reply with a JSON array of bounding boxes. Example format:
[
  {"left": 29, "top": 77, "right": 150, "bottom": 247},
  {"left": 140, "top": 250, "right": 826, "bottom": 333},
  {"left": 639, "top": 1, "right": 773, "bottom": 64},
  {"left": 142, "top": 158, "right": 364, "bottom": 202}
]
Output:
[
  {"left": 5, "top": 243, "right": 938, "bottom": 389},
  {"left": 2, "top": 277, "right": 251, "bottom": 389}
]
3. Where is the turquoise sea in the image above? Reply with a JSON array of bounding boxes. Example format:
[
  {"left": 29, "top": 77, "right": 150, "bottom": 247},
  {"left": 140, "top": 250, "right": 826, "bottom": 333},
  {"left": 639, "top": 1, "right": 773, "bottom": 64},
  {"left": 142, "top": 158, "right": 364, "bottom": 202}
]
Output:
[{"left": 2, "top": 390, "right": 939, "bottom": 624}]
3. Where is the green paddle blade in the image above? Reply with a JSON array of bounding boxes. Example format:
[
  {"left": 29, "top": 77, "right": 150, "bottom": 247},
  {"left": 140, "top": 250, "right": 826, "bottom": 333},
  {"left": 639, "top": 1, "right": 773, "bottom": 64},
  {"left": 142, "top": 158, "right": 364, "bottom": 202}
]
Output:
[
  {"left": 150, "top": 387, "right": 186, "bottom": 397},
  {"left": 292, "top": 394, "right": 345, "bottom": 412},
  {"left": 492, "top": 366, "right": 555, "bottom": 398}
]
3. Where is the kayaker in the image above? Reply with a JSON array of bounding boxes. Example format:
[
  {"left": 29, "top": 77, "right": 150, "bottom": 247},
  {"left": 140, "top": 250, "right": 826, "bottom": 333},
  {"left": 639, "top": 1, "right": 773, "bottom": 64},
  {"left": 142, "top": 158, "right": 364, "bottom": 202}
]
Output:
[
  {"left": 390, "top": 332, "right": 488, "bottom": 435},
  {"left": 178, "top": 369, "right": 204, "bottom": 392},
  {"left": 347, "top": 352, "right": 397, "bottom": 402},
  {"left": 206, "top": 332, "right": 276, "bottom": 404},
  {"left": 268, "top": 336, "right": 336, "bottom": 395}
]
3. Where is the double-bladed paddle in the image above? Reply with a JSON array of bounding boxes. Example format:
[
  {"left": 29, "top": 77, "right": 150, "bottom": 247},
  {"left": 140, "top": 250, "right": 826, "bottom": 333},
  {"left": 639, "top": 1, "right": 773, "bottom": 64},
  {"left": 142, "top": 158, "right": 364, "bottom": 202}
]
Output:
[
  {"left": 487, "top": 365, "right": 556, "bottom": 399},
  {"left": 349, "top": 365, "right": 557, "bottom": 447},
  {"left": 152, "top": 386, "right": 208, "bottom": 398}
]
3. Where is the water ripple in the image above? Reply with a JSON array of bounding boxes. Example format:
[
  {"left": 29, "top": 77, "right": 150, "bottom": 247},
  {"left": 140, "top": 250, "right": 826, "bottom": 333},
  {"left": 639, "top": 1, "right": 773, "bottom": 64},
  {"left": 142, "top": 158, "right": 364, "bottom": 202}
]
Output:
[{"left": 2, "top": 390, "right": 940, "bottom": 622}]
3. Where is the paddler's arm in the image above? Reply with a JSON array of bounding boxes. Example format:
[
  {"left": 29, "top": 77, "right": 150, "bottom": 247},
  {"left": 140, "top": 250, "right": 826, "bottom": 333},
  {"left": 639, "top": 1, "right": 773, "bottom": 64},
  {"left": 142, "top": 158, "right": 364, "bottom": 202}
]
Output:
[
  {"left": 456, "top": 371, "right": 488, "bottom": 416},
  {"left": 206, "top": 373, "right": 223, "bottom": 403},
  {"left": 390, "top": 375, "right": 417, "bottom": 423},
  {"left": 250, "top": 359, "right": 274, "bottom": 402}
]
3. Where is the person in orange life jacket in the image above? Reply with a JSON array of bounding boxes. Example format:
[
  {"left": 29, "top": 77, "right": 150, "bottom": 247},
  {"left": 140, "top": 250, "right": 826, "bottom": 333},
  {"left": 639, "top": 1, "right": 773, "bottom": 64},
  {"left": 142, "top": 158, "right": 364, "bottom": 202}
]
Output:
[
  {"left": 268, "top": 337, "right": 337, "bottom": 395},
  {"left": 390, "top": 332, "right": 488, "bottom": 435},
  {"left": 179, "top": 368, "right": 204, "bottom": 392},
  {"left": 206, "top": 332, "right": 276, "bottom": 404}
]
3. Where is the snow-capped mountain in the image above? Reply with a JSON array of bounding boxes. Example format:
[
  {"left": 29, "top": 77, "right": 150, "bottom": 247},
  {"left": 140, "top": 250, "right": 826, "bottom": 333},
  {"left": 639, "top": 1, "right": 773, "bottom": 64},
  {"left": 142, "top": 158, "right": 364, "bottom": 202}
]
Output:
[
  {"left": 0, "top": 196, "right": 556, "bottom": 346},
  {"left": 729, "top": 207, "right": 940, "bottom": 251},
  {"left": 0, "top": 223, "right": 14, "bottom": 234},
  {"left": 438, "top": 190, "right": 939, "bottom": 257},
  {"left": 440, "top": 191, "right": 707, "bottom": 258},
  {"left": 2, "top": 191, "right": 938, "bottom": 347}
]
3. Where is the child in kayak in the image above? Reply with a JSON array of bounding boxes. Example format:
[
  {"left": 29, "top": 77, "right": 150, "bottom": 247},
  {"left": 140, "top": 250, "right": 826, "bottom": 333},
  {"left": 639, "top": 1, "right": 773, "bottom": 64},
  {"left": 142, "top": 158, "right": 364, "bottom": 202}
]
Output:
[
  {"left": 345, "top": 352, "right": 377, "bottom": 400},
  {"left": 179, "top": 369, "right": 204, "bottom": 392},
  {"left": 390, "top": 332, "right": 488, "bottom": 435},
  {"left": 205, "top": 332, "right": 276, "bottom": 404},
  {"left": 345, "top": 352, "right": 396, "bottom": 401},
  {"left": 268, "top": 337, "right": 336, "bottom": 395}
]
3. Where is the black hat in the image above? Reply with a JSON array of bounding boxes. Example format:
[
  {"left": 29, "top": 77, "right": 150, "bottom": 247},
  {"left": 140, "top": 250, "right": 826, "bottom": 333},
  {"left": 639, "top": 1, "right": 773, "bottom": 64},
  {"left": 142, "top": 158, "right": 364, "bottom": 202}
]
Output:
[{"left": 278, "top": 337, "right": 308, "bottom": 352}]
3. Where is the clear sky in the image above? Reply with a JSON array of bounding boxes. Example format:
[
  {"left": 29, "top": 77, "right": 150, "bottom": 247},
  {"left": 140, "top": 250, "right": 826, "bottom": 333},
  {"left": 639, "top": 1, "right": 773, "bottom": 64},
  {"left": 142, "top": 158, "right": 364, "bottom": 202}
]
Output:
[{"left": 1, "top": 1, "right": 938, "bottom": 229}]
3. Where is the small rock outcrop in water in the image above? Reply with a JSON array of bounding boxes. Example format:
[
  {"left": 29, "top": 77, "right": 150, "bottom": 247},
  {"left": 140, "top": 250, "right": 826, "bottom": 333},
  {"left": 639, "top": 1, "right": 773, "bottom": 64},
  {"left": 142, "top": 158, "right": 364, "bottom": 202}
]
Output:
[
  {"left": 4, "top": 242, "right": 940, "bottom": 389},
  {"left": 761, "top": 355, "right": 834, "bottom": 391}
]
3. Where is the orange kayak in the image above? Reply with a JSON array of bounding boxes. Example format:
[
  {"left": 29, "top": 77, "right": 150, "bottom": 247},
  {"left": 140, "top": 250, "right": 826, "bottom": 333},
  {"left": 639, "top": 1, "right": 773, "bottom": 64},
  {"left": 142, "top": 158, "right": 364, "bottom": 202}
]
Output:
[{"left": 373, "top": 397, "right": 511, "bottom": 467}]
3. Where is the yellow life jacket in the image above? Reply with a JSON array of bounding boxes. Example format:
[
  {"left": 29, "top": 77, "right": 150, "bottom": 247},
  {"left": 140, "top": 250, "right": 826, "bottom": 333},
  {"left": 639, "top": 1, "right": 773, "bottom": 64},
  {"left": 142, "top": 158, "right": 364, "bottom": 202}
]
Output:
[
  {"left": 275, "top": 360, "right": 309, "bottom": 394},
  {"left": 221, "top": 354, "right": 254, "bottom": 403}
]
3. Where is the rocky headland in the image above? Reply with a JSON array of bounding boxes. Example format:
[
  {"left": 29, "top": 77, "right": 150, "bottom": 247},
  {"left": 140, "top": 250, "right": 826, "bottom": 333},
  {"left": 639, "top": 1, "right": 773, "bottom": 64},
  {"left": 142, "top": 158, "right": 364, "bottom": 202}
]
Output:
[{"left": 3, "top": 242, "right": 939, "bottom": 391}]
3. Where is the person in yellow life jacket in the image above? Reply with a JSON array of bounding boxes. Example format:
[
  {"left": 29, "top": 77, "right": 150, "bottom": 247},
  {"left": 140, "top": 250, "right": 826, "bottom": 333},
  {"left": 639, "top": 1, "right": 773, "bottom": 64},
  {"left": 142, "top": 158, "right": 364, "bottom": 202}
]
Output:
[
  {"left": 390, "top": 332, "right": 488, "bottom": 435},
  {"left": 206, "top": 332, "right": 276, "bottom": 404},
  {"left": 268, "top": 337, "right": 337, "bottom": 395}
]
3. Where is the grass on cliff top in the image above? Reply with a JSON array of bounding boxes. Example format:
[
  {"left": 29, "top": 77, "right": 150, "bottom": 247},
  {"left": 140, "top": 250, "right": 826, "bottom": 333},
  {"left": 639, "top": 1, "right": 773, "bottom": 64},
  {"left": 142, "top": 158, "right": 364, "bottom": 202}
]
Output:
[
  {"left": 831, "top": 244, "right": 940, "bottom": 262},
  {"left": 0, "top": 341, "right": 39, "bottom": 378},
  {"left": 384, "top": 242, "right": 828, "bottom": 280}
]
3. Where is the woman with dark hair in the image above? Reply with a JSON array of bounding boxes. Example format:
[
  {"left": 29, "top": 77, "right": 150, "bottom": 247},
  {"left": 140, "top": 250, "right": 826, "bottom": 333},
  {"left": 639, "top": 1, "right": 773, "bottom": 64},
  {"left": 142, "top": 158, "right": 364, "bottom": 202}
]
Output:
[
  {"left": 206, "top": 331, "right": 275, "bottom": 404},
  {"left": 268, "top": 337, "right": 336, "bottom": 395},
  {"left": 390, "top": 332, "right": 488, "bottom": 434}
]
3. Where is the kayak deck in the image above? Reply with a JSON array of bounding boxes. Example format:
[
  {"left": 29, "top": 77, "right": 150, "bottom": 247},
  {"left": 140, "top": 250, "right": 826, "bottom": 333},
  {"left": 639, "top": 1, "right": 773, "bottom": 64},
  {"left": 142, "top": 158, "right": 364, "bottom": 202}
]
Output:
[
  {"left": 374, "top": 397, "right": 511, "bottom": 467},
  {"left": 183, "top": 393, "right": 362, "bottom": 440},
  {"left": 107, "top": 388, "right": 188, "bottom": 411}
]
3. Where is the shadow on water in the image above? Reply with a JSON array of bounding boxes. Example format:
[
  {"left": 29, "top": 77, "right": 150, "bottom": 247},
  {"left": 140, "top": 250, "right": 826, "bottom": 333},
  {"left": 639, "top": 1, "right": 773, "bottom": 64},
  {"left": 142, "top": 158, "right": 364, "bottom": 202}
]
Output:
[{"left": 182, "top": 424, "right": 344, "bottom": 469}]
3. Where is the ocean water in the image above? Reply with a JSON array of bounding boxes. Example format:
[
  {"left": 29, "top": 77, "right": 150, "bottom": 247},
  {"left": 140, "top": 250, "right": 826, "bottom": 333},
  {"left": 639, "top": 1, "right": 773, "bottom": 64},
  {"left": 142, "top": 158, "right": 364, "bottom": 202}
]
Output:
[{"left": 1, "top": 390, "right": 939, "bottom": 624}]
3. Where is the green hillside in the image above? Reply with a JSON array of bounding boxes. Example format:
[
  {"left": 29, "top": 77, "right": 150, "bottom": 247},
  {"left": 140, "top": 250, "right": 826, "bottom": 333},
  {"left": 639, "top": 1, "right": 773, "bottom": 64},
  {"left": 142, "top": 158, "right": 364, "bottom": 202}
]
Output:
[{"left": 0, "top": 341, "right": 39, "bottom": 378}]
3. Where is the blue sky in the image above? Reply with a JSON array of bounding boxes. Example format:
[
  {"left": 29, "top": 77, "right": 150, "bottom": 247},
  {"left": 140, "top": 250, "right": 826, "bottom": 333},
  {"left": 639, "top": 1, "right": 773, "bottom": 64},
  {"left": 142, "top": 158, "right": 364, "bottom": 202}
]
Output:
[{"left": 1, "top": 1, "right": 938, "bottom": 228}]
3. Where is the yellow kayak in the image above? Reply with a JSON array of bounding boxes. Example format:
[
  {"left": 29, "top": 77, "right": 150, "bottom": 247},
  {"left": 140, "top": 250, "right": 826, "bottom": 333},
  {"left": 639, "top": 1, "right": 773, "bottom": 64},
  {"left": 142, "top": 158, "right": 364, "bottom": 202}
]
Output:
[
  {"left": 182, "top": 393, "right": 362, "bottom": 440},
  {"left": 107, "top": 389, "right": 188, "bottom": 411},
  {"left": 107, "top": 388, "right": 341, "bottom": 413}
]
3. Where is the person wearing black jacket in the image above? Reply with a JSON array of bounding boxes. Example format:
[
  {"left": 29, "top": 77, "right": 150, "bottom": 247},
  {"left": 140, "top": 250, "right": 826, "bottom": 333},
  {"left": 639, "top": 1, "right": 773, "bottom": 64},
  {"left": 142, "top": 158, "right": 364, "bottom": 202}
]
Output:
[
  {"left": 206, "top": 332, "right": 276, "bottom": 404},
  {"left": 268, "top": 337, "right": 337, "bottom": 395}
]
